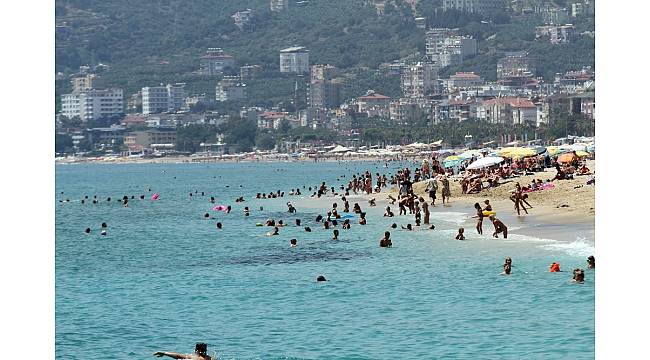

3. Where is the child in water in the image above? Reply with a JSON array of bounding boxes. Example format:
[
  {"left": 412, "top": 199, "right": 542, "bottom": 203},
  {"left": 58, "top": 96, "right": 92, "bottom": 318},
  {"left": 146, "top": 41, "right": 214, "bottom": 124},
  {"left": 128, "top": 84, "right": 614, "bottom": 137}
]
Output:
[
  {"left": 455, "top": 228, "right": 465, "bottom": 240},
  {"left": 502, "top": 257, "right": 512, "bottom": 275}
]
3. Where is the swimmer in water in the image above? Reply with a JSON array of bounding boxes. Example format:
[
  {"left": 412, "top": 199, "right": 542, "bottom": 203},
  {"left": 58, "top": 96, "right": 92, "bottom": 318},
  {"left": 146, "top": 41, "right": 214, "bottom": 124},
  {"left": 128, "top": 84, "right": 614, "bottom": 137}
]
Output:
[
  {"left": 84, "top": 228, "right": 91, "bottom": 234},
  {"left": 216, "top": 222, "right": 222, "bottom": 229},
  {"left": 391, "top": 223, "right": 397, "bottom": 229},
  {"left": 290, "top": 238, "right": 297, "bottom": 247},
  {"left": 203, "top": 213, "right": 213, "bottom": 220},
  {"left": 295, "top": 219, "right": 302, "bottom": 226},
  {"left": 304, "top": 226, "right": 312, "bottom": 232},
  {"left": 101, "top": 230, "right": 107, "bottom": 236},
  {"left": 267, "top": 226, "right": 279, "bottom": 236},
  {"left": 317, "top": 275, "right": 327, "bottom": 282},
  {"left": 587, "top": 256, "right": 595, "bottom": 269},
  {"left": 379, "top": 231, "right": 392, "bottom": 247},
  {"left": 572, "top": 268, "right": 585, "bottom": 283},
  {"left": 359, "top": 212, "right": 367, "bottom": 225},
  {"left": 153, "top": 342, "right": 212, "bottom": 359},
  {"left": 401, "top": 224, "right": 413, "bottom": 231},
  {"left": 502, "top": 257, "right": 512, "bottom": 275},
  {"left": 244, "top": 207, "right": 250, "bottom": 216},
  {"left": 332, "top": 229, "right": 339, "bottom": 240},
  {"left": 549, "top": 262, "right": 561, "bottom": 272},
  {"left": 101, "top": 222, "right": 107, "bottom": 228},
  {"left": 455, "top": 227, "right": 465, "bottom": 240}
]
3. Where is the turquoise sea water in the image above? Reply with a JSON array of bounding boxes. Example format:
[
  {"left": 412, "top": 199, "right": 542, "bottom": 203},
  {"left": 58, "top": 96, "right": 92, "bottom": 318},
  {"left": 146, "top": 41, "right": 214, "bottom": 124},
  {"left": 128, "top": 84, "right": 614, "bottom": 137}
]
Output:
[{"left": 55, "top": 161, "right": 594, "bottom": 359}]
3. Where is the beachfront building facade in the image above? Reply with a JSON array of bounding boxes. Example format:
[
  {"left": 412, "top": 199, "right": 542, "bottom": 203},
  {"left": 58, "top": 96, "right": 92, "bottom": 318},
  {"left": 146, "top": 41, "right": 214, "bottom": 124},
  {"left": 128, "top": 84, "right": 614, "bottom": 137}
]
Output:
[
  {"left": 280, "top": 46, "right": 309, "bottom": 74},
  {"left": 425, "top": 28, "right": 477, "bottom": 67},
  {"left": 60, "top": 89, "right": 124, "bottom": 122},
  {"left": 199, "top": 48, "right": 235, "bottom": 76},
  {"left": 356, "top": 91, "right": 391, "bottom": 117}
]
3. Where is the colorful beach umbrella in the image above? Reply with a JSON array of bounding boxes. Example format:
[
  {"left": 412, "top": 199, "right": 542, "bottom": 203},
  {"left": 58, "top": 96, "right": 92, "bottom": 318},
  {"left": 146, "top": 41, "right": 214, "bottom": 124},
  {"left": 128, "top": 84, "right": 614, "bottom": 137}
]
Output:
[
  {"left": 557, "top": 152, "right": 578, "bottom": 163},
  {"left": 498, "top": 147, "right": 536, "bottom": 158},
  {"left": 442, "top": 155, "right": 464, "bottom": 168}
]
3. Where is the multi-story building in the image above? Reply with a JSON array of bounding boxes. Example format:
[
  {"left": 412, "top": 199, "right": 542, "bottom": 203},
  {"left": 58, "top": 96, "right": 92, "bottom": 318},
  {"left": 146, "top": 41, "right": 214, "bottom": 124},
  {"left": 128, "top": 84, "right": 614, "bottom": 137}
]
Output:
[
  {"left": 442, "top": 0, "right": 506, "bottom": 15},
  {"left": 542, "top": 7, "right": 570, "bottom": 24},
  {"left": 280, "top": 46, "right": 309, "bottom": 74},
  {"left": 477, "top": 97, "right": 537, "bottom": 125},
  {"left": 389, "top": 98, "right": 422, "bottom": 124},
  {"left": 356, "top": 91, "right": 391, "bottom": 116},
  {"left": 310, "top": 65, "right": 341, "bottom": 109},
  {"left": 61, "top": 89, "right": 124, "bottom": 122},
  {"left": 199, "top": 48, "right": 235, "bottom": 76},
  {"left": 571, "top": 1, "right": 594, "bottom": 17},
  {"left": 232, "top": 9, "right": 253, "bottom": 30},
  {"left": 142, "top": 86, "right": 170, "bottom": 115},
  {"left": 270, "top": 0, "right": 289, "bottom": 12},
  {"left": 497, "top": 51, "right": 537, "bottom": 79},
  {"left": 445, "top": 72, "right": 484, "bottom": 90},
  {"left": 310, "top": 79, "right": 342, "bottom": 110},
  {"left": 401, "top": 62, "right": 438, "bottom": 99},
  {"left": 166, "top": 83, "right": 186, "bottom": 112},
  {"left": 216, "top": 76, "right": 247, "bottom": 101},
  {"left": 536, "top": 24, "right": 575, "bottom": 44},
  {"left": 142, "top": 84, "right": 186, "bottom": 114},
  {"left": 70, "top": 73, "right": 96, "bottom": 93},
  {"left": 425, "top": 28, "right": 477, "bottom": 67},
  {"left": 433, "top": 98, "right": 477, "bottom": 122},
  {"left": 123, "top": 127, "right": 177, "bottom": 149}
]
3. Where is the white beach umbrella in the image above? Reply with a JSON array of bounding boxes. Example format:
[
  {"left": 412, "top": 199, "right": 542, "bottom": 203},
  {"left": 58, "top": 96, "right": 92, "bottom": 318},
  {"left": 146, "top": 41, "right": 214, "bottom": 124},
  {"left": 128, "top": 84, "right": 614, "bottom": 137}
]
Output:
[{"left": 466, "top": 156, "right": 504, "bottom": 170}]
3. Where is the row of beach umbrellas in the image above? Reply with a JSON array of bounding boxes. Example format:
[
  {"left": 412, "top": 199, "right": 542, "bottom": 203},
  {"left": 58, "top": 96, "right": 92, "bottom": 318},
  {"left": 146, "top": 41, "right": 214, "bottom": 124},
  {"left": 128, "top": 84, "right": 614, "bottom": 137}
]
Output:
[{"left": 441, "top": 144, "right": 594, "bottom": 169}]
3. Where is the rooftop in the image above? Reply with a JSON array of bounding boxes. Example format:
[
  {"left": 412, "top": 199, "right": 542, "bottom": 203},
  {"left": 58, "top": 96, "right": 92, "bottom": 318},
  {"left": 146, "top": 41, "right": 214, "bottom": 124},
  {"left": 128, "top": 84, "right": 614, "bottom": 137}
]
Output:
[{"left": 280, "top": 46, "right": 308, "bottom": 53}]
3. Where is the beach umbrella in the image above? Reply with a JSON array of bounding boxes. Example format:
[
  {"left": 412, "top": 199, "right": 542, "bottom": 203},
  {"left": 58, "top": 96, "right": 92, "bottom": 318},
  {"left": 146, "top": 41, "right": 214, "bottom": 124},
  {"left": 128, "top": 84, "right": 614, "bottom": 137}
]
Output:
[
  {"left": 442, "top": 155, "right": 464, "bottom": 168},
  {"left": 466, "top": 156, "right": 504, "bottom": 170},
  {"left": 557, "top": 152, "right": 578, "bottom": 163},
  {"left": 546, "top": 146, "right": 571, "bottom": 156},
  {"left": 575, "top": 150, "right": 590, "bottom": 157},
  {"left": 459, "top": 149, "right": 482, "bottom": 159},
  {"left": 498, "top": 147, "right": 536, "bottom": 158}
]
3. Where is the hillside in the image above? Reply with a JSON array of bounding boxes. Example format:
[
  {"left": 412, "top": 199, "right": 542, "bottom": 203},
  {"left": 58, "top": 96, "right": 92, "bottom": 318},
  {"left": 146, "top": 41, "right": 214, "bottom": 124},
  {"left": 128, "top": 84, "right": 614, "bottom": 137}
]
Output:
[{"left": 55, "top": 0, "right": 595, "bottom": 110}]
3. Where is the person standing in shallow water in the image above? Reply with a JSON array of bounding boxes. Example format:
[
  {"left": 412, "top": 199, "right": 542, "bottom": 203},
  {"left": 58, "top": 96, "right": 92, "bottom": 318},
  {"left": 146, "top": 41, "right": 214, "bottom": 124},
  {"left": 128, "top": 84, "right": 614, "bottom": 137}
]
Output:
[{"left": 502, "top": 257, "right": 513, "bottom": 275}]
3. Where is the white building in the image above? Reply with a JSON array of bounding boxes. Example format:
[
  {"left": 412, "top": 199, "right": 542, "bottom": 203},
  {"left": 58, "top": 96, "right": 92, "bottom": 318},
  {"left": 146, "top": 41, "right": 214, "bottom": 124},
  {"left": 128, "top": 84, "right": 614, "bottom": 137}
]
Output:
[
  {"left": 425, "top": 28, "right": 477, "bottom": 67},
  {"left": 60, "top": 89, "right": 124, "bottom": 122},
  {"left": 142, "top": 84, "right": 186, "bottom": 114},
  {"left": 280, "top": 46, "right": 309, "bottom": 74}
]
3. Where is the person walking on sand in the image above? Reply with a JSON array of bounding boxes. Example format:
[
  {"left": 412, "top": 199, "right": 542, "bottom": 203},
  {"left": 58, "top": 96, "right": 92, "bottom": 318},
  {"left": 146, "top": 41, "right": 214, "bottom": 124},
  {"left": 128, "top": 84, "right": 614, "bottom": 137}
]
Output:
[
  {"left": 154, "top": 342, "right": 212, "bottom": 359},
  {"left": 441, "top": 176, "right": 451, "bottom": 206},
  {"left": 425, "top": 177, "right": 438, "bottom": 206},
  {"left": 490, "top": 215, "right": 508, "bottom": 239}
]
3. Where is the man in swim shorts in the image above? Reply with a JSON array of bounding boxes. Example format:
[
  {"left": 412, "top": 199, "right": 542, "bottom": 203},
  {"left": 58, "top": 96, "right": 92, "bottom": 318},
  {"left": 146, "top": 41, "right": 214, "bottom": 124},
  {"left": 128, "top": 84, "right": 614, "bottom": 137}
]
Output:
[{"left": 154, "top": 342, "right": 212, "bottom": 359}]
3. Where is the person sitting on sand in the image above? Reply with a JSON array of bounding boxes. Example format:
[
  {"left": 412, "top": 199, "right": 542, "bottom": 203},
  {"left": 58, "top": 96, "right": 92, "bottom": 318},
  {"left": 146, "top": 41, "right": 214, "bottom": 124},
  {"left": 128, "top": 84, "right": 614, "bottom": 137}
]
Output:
[
  {"left": 502, "top": 257, "right": 513, "bottom": 275},
  {"left": 572, "top": 268, "right": 585, "bottom": 283},
  {"left": 577, "top": 163, "right": 592, "bottom": 175},
  {"left": 455, "top": 227, "right": 465, "bottom": 240},
  {"left": 379, "top": 231, "right": 392, "bottom": 248},
  {"left": 153, "top": 342, "right": 212, "bottom": 359},
  {"left": 587, "top": 256, "right": 595, "bottom": 269},
  {"left": 490, "top": 215, "right": 508, "bottom": 239}
]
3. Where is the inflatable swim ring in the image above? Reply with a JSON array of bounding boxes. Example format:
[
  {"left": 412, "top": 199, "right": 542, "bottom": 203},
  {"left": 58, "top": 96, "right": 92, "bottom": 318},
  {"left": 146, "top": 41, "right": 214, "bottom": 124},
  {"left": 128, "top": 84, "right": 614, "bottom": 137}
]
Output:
[
  {"left": 256, "top": 223, "right": 263, "bottom": 227},
  {"left": 482, "top": 210, "right": 497, "bottom": 216}
]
